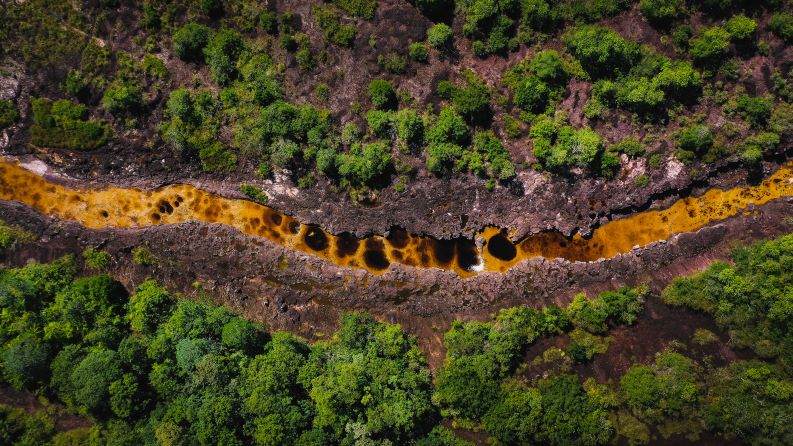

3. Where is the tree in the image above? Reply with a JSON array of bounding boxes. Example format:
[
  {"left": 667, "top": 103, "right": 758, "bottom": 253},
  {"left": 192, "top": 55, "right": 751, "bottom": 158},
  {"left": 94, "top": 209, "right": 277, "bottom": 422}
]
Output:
[
  {"left": 689, "top": 27, "right": 730, "bottom": 65},
  {"left": 43, "top": 274, "right": 126, "bottom": 344},
  {"left": 652, "top": 60, "right": 701, "bottom": 102},
  {"left": 426, "top": 107, "right": 468, "bottom": 146},
  {"left": 101, "top": 82, "right": 144, "bottom": 116},
  {"left": 394, "top": 108, "right": 424, "bottom": 145},
  {"left": 68, "top": 348, "right": 123, "bottom": 415},
  {"left": 482, "top": 385, "right": 542, "bottom": 444},
  {"left": 367, "top": 79, "right": 397, "bottom": 110},
  {"left": 0, "top": 99, "right": 18, "bottom": 128},
  {"left": 127, "top": 280, "right": 173, "bottom": 335},
  {"left": 338, "top": 142, "right": 393, "bottom": 185},
  {"left": 537, "top": 374, "right": 614, "bottom": 446},
  {"left": 529, "top": 50, "right": 568, "bottom": 85},
  {"left": 426, "top": 142, "right": 463, "bottom": 175},
  {"left": 203, "top": 29, "right": 245, "bottom": 85},
  {"left": 172, "top": 23, "right": 210, "bottom": 62},
  {"left": 221, "top": 318, "right": 264, "bottom": 353},
  {"left": 769, "top": 12, "right": 793, "bottom": 44},
  {"left": 515, "top": 76, "right": 550, "bottom": 114},
  {"left": 0, "top": 334, "right": 49, "bottom": 390}
]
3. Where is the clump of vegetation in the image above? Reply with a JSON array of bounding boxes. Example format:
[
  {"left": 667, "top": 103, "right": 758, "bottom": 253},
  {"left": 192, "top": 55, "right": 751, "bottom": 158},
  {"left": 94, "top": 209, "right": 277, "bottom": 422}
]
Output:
[
  {"left": 29, "top": 98, "right": 110, "bottom": 150},
  {"left": 736, "top": 94, "right": 773, "bottom": 128},
  {"left": 611, "top": 137, "right": 645, "bottom": 158},
  {"left": 332, "top": 0, "right": 378, "bottom": 19},
  {"left": 367, "top": 79, "right": 397, "bottom": 110},
  {"left": 240, "top": 183, "right": 269, "bottom": 204},
  {"left": 203, "top": 29, "right": 245, "bottom": 85},
  {"left": 313, "top": 4, "right": 358, "bottom": 47},
  {"left": 172, "top": 22, "right": 210, "bottom": 62},
  {"left": 408, "top": 42, "right": 429, "bottom": 62},
  {"left": 132, "top": 246, "right": 157, "bottom": 266},
  {"left": 675, "top": 123, "right": 713, "bottom": 161},
  {"left": 0, "top": 219, "right": 34, "bottom": 252},
  {"left": 434, "top": 286, "right": 645, "bottom": 436},
  {"left": 769, "top": 12, "right": 793, "bottom": 43},
  {"left": 102, "top": 81, "right": 144, "bottom": 116},
  {"left": 427, "top": 23, "right": 453, "bottom": 50},
  {"left": 529, "top": 114, "right": 606, "bottom": 174},
  {"left": 161, "top": 88, "right": 237, "bottom": 172},
  {"left": 639, "top": 0, "right": 685, "bottom": 26},
  {"left": 82, "top": 247, "right": 110, "bottom": 270},
  {"left": 437, "top": 71, "right": 492, "bottom": 125},
  {"left": 563, "top": 25, "right": 641, "bottom": 79},
  {"left": 0, "top": 99, "right": 19, "bottom": 128}
]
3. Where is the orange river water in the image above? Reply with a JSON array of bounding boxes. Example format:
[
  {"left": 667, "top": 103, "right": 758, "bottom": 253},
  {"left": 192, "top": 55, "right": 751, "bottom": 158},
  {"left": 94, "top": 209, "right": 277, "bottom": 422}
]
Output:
[{"left": 1, "top": 159, "right": 791, "bottom": 278}]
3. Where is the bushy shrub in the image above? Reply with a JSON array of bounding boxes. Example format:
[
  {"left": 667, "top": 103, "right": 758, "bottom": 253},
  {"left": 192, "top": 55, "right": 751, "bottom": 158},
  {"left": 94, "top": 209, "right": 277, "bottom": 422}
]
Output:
[
  {"left": 101, "top": 82, "right": 144, "bottom": 115},
  {"left": 172, "top": 23, "right": 210, "bottom": 62},
  {"left": 426, "top": 107, "right": 469, "bottom": 146},
  {"left": 366, "top": 109, "right": 393, "bottom": 138},
  {"left": 394, "top": 108, "right": 424, "bottom": 145},
  {"left": 769, "top": 12, "right": 793, "bottom": 43},
  {"left": 610, "top": 137, "right": 645, "bottom": 157},
  {"left": 426, "top": 142, "right": 463, "bottom": 175},
  {"left": 689, "top": 27, "right": 730, "bottom": 64},
  {"left": 0, "top": 99, "right": 19, "bottom": 128},
  {"left": 676, "top": 124, "right": 713, "bottom": 157},
  {"left": 736, "top": 94, "right": 773, "bottom": 127},
  {"left": 529, "top": 50, "right": 568, "bottom": 86},
  {"left": 639, "top": 0, "right": 685, "bottom": 26},
  {"left": 338, "top": 142, "right": 392, "bottom": 185},
  {"left": 333, "top": 0, "right": 378, "bottom": 19},
  {"left": 652, "top": 60, "right": 701, "bottom": 101},
  {"left": 724, "top": 15, "right": 756, "bottom": 41},
  {"left": 438, "top": 75, "right": 491, "bottom": 124},
  {"left": 514, "top": 76, "right": 550, "bottom": 113},
  {"left": 427, "top": 23, "right": 453, "bottom": 49},
  {"left": 199, "top": 141, "right": 238, "bottom": 172},
  {"left": 530, "top": 115, "right": 604, "bottom": 173},
  {"left": 368, "top": 79, "right": 397, "bottom": 110},
  {"left": 82, "top": 248, "right": 110, "bottom": 270},
  {"left": 313, "top": 5, "right": 357, "bottom": 47},
  {"left": 203, "top": 29, "right": 245, "bottom": 85},
  {"left": 409, "top": 42, "right": 429, "bottom": 62},
  {"left": 239, "top": 184, "right": 268, "bottom": 204},
  {"left": 378, "top": 52, "right": 408, "bottom": 74}
]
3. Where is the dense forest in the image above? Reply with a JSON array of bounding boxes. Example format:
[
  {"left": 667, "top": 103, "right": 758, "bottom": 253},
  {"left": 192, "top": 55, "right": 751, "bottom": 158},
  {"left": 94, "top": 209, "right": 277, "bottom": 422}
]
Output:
[{"left": 1, "top": 221, "right": 792, "bottom": 445}]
